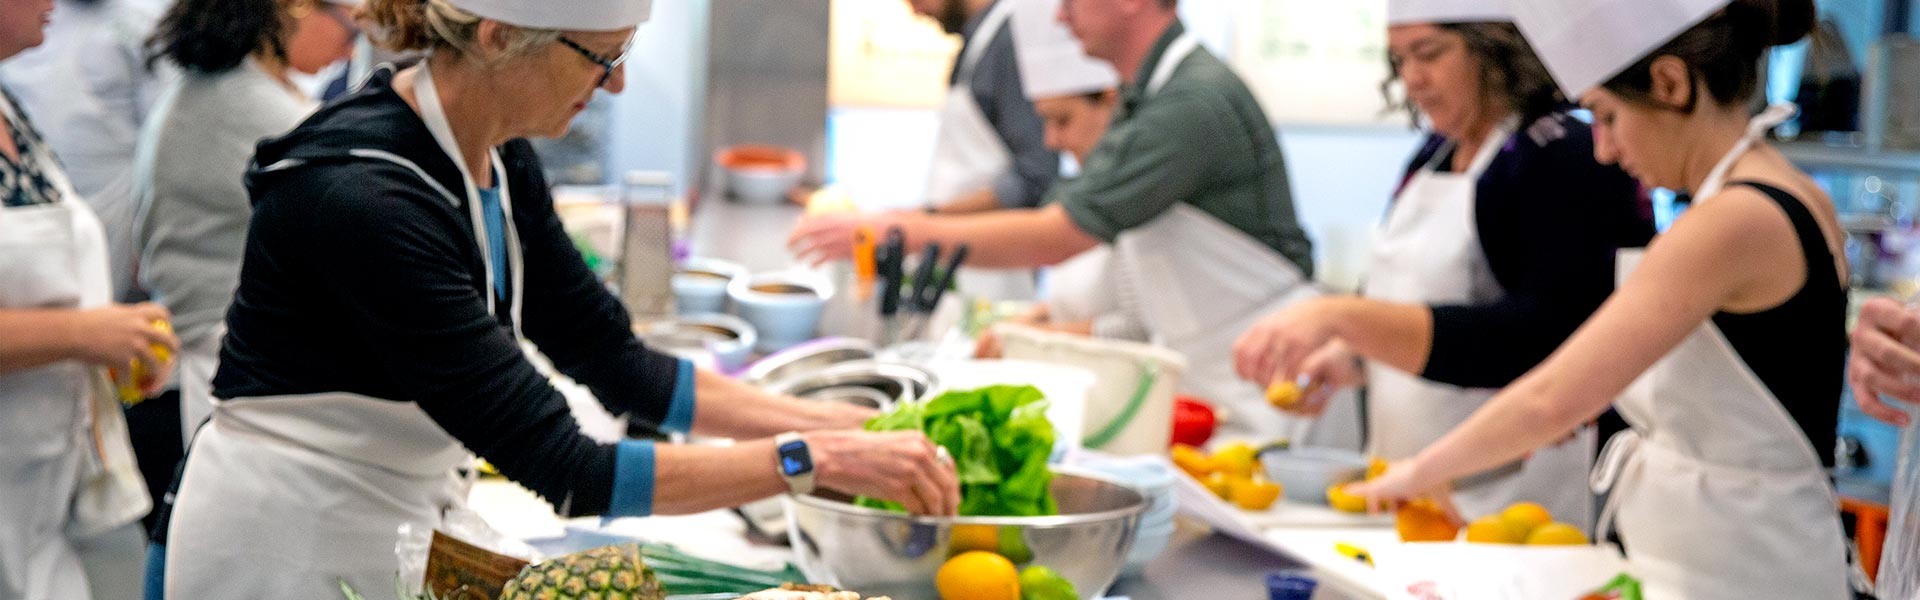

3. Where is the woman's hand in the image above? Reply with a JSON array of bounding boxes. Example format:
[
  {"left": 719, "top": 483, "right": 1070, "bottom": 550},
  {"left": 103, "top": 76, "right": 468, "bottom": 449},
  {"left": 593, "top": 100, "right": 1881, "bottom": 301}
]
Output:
[
  {"left": 1279, "top": 340, "right": 1365, "bottom": 417},
  {"left": 68, "top": 303, "right": 178, "bottom": 394},
  {"left": 1344, "top": 459, "right": 1457, "bottom": 520},
  {"left": 1848, "top": 296, "right": 1920, "bottom": 427},
  {"left": 1233, "top": 298, "right": 1344, "bottom": 390},
  {"left": 789, "top": 212, "right": 909, "bottom": 266},
  {"left": 807, "top": 430, "right": 960, "bottom": 516}
]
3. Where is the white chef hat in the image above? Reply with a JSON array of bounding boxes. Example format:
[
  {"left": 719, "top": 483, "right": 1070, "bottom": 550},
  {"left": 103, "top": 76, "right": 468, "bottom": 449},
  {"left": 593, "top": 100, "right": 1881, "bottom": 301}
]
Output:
[
  {"left": 446, "top": 0, "right": 653, "bottom": 32},
  {"left": 1513, "top": 0, "right": 1730, "bottom": 98},
  {"left": 1387, "top": 0, "right": 1512, "bottom": 25},
  {"left": 1012, "top": 0, "right": 1118, "bottom": 101}
]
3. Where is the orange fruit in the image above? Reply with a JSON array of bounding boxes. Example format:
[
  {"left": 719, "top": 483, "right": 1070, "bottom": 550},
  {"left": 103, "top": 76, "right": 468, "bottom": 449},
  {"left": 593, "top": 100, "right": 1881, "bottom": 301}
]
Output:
[
  {"left": 1499, "top": 502, "right": 1553, "bottom": 540},
  {"left": 1170, "top": 444, "right": 1213, "bottom": 479},
  {"left": 935, "top": 551, "right": 1020, "bottom": 600},
  {"left": 1266, "top": 381, "right": 1303, "bottom": 409},
  {"left": 1395, "top": 499, "right": 1460, "bottom": 542},
  {"left": 1464, "top": 515, "right": 1522, "bottom": 544},
  {"left": 948, "top": 524, "right": 999, "bottom": 555},
  {"left": 1326, "top": 483, "right": 1367, "bottom": 513},
  {"left": 1229, "top": 478, "right": 1283, "bottom": 511},
  {"left": 1525, "top": 522, "right": 1589, "bottom": 546}
]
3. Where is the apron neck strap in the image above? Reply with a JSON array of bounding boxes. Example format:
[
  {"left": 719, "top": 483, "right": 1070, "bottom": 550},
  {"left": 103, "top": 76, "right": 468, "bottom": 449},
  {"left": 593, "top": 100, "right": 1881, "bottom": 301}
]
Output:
[
  {"left": 1145, "top": 32, "right": 1200, "bottom": 96},
  {"left": 1694, "top": 103, "right": 1797, "bottom": 201},
  {"left": 410, "top": 61, "right": 523, "bottom": 337},
  {"left": 1423, "top": 115, "right": 1519, "bottom": 176},
  {"left": 956, "top": 1, "right": 1016, "bottom": 80}
]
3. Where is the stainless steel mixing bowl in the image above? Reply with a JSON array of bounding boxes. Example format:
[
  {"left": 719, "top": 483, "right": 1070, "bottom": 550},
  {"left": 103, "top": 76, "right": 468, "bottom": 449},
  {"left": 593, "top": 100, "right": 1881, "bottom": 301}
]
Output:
[{"left": 784, "top": 467, "right": 1145, "bottom": 599}]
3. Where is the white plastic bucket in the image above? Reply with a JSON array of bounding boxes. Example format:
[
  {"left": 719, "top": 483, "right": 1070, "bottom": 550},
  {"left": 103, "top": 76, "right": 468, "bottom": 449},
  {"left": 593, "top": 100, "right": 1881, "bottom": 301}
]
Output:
[
  {"left": 924, "top": 359, "right": 1095, "bottom": 449},
  {"left": 992, "top": 324, "right": 1187, "bottom": 456}
]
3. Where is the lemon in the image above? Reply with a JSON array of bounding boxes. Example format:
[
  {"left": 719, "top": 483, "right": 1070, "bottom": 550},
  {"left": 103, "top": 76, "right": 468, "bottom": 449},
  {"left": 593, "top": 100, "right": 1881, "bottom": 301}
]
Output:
[
  {"left": 1499, "top": 502, "right": 1553, "bottom": 540},
  {"left": 949, "top": 525, "right": 999, "bottom": 556},
  {"left": 936, "top": 551, "right": 1020, "bottom": 600},
  {"left": 1464, "top": 515, "right": 1522, "bottom": 544},
  {"left": 1265, "top": 381, "right": 1302, "bottom": 408},
  {"left": 1326, "top": 483, "right": 1368, "bottom": 513},
  {"left": 1229, "top": 477, "right": 1283, "bottom": 511},
  {"left": 1366, "top": 458, "right": 1389, "bottom": 480},
  {"left": 1525, "top": 522, "right": 1589, "bottom": 546}
]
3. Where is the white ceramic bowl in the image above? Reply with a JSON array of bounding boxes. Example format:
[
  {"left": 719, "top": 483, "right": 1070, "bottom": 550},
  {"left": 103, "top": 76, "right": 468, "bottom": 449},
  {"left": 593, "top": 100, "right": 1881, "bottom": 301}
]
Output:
[
  {"left": 672, "top": 258, "right": 746, "bottom": 315},
  {"left": 727, "top": 271, "right": 834, "bottom": 353},
  {"left": 1260, "top": 446, "right": 1370, "bottom": 504}
]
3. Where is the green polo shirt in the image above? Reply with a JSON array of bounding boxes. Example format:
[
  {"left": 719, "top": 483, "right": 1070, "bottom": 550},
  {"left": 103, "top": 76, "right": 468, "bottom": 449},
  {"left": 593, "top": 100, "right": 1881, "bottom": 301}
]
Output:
[{"left": 1053, "top": 21, "right": 1314, "bottom": 277}]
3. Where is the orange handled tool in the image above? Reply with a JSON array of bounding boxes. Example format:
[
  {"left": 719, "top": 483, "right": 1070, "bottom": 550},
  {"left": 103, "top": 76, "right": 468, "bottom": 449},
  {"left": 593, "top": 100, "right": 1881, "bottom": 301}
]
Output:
[{"left": 853, "top": 226, "right": 877, "bottom": 301}]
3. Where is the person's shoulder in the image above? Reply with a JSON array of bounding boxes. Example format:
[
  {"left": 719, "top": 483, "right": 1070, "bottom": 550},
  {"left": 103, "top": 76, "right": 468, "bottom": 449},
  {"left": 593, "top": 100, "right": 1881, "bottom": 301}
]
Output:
[{"left": 1509, "top": 110, "right": 1597, "bottom": 161}]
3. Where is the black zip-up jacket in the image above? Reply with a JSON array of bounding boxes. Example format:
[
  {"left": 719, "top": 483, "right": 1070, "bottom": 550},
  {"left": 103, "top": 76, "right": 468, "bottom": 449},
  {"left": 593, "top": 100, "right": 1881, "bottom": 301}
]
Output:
[{"left": 212, "top": 67, "right": 681, "bottom": 516}]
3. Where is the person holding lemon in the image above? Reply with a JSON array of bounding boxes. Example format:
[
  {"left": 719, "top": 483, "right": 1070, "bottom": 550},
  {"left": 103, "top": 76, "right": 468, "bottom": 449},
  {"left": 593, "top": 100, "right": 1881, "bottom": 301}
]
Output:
[
  {"left": 1348, "top": 0, "right": 1854, "bottom": 596},
  {"left": 1233, "top": 0, "right": 1649, "bottom": 528},
  {"left": 0, "top": 1, "right": 181, "bottom": 597}
]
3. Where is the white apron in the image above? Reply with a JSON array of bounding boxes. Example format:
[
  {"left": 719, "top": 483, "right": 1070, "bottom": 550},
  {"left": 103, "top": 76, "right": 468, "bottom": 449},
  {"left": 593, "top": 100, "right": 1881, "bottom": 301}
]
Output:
[
  {"left": 1591, "top": 104, "right": 1848, "bottom": 600},
  {"left": 0, "top": 95, "right": 150, "bottom": 599},
  {"left": 166, "top": 64, "right": 523, "bottom": 599},
  {"left": 1041, "top": 246, "right": 1115, "bottom": 325},
  {"left": 1109, "top": 31, "right": 1356, "bottom": 448},
  {"left": 925, "top": 1, "right": 1035, "bottom": 301},
  {"left": 1361, "top": 119, "right": 1595, "bottom": 528}
]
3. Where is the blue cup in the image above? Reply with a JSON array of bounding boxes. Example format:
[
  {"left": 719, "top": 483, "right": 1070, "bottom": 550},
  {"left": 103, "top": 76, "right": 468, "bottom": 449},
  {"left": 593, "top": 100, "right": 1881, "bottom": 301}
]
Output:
[{"left": 1266, "top": 571, "right": 1317, "bottom": 600}]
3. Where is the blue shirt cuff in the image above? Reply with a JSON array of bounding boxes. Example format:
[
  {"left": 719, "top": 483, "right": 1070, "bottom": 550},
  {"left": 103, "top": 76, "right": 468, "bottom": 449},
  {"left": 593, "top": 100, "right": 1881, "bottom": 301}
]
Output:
[
  {"left": 607, "top": 439, "right": 656, "bottom": 519},
  {"left": 663, "top": 360, "right": 695, "bottom": 433}
]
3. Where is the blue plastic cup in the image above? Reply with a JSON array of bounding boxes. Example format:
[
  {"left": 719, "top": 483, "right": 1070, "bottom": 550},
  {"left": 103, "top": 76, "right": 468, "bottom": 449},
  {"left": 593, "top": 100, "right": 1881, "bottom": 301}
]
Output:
[{"left": 1266, "top": 570, "right": 1318, "bottom": 600}]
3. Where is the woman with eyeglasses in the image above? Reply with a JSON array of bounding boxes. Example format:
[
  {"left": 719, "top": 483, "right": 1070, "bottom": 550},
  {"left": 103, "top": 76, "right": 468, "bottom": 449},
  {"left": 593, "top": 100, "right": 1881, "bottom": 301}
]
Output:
[{"left": 159, "top": 0, "right": 959, "bottom": 596}]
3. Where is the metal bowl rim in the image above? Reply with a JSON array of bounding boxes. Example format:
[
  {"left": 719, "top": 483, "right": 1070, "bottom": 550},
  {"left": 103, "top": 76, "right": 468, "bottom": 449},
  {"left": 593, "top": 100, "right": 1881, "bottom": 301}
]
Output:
[
  {"left": 742, "top": 337, "right": 878, "bottom": 385},
  {"left": 789, "top": 466, "right": 1147, "bottom": 527}
]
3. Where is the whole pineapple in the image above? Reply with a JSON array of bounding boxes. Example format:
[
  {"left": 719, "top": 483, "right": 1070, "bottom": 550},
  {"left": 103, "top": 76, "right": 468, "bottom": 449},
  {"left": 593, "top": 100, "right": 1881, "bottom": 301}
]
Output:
[{"left": 498, "top": 544, "right": 664, "bottom": 600}]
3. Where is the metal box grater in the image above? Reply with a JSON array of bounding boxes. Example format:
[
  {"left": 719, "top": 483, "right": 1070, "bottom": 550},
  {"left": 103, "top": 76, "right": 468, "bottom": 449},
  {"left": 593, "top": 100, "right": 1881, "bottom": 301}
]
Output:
[{"left": 618, "top": 171, "right": 678, "bottom": 321}]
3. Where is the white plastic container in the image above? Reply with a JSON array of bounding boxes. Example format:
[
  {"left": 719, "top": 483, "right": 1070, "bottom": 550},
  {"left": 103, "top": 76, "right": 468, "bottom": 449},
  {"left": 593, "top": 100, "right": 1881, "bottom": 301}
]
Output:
[
  {"left": 924, "top": 358, "right": 1096, "bottom": 449},
  {"left": 992, "top": 324, "right": 1188, "bottom": 456}
]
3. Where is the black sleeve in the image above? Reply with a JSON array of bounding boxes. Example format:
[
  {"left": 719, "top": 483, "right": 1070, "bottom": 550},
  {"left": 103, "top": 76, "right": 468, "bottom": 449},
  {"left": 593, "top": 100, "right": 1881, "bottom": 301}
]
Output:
[
  {"left": 1420, "top": 120, "right": 1651, "bottom": 388},
  {"left": 307, "top": 166, "right": 618, "bottom": 516},
  {"left": 972, "top": 25, "right": 1058, "bottom": 208},
  {"left": 501, "top": 141, "right": 683, "bottom": 430}
]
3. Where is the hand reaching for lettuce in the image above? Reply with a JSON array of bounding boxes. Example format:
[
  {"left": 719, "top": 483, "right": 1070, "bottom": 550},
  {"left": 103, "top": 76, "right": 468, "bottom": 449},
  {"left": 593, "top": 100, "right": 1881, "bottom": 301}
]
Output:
[{"left": 857, "top": 385, "right": 1060, "bottom": 517}]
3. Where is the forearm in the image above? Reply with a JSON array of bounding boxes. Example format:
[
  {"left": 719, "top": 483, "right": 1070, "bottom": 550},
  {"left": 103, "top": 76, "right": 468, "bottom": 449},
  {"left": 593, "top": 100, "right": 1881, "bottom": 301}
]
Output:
[
  {"left": 0, "top": 309, "right": 81, "bottom": 374},
  {"left": 932, "top": 189, "right": 1004, "bottom": 215},
  {"left": 650, "top": 438, "right": 786, "bottom": 515},
  {"left": 900, "top": 204, "right": 1099, "bottom": 269},
  {"left": 687, "top": 368, "right": 865, "bottom": 439},
  {"left": 1407, "top": 367, "right": 1607, "bottom": 488},
  {"left": 1322, "top": 297, "right": 1433, "bottom": 376}
]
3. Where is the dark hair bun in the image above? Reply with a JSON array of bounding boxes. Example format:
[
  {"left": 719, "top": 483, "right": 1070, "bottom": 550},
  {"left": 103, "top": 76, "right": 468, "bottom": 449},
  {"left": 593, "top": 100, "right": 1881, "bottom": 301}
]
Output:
[{"left": 1731, "top": 0, "right": 1816, "bottom": 47}]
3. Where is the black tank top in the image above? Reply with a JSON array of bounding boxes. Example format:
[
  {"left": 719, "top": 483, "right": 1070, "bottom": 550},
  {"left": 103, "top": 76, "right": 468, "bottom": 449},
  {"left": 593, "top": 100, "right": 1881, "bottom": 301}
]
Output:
[{"left": 1710, "top": 182, "right": 1846, "bottom": 468}]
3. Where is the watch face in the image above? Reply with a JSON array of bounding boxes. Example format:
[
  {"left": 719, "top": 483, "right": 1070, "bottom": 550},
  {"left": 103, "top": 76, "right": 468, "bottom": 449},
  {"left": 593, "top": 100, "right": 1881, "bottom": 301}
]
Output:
[{"left": 778, "top": 440, "right": 813, "bottom": 476}]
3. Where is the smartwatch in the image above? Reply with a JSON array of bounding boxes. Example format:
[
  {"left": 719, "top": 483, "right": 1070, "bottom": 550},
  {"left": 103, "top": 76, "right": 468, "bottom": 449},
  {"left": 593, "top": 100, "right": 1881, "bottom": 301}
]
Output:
[{"left": 774, "top": 432, "right": 815, "bottom": 495}]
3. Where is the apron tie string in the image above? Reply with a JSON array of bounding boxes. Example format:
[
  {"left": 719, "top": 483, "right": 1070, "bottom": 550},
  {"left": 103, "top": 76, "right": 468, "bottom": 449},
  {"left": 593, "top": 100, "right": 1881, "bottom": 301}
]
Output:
[{"left": 1589, "top": 428, "right": 1642, "bottom": 540}]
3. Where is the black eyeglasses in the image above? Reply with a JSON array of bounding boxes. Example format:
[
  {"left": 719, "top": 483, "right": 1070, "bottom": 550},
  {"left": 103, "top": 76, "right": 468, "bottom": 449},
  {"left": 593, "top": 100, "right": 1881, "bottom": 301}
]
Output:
[{"left": 557, "top": 36, "right": 633, "bottom": 87}]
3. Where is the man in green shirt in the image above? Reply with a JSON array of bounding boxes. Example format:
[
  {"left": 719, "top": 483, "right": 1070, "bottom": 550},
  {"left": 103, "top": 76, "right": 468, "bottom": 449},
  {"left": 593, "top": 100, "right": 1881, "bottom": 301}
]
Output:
[
  {"left": 792, "top": 0, "right": 1337, "bottom": 443},
  {"left": 791, "top": 0, "right": 1310, "bottom": 276}
]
